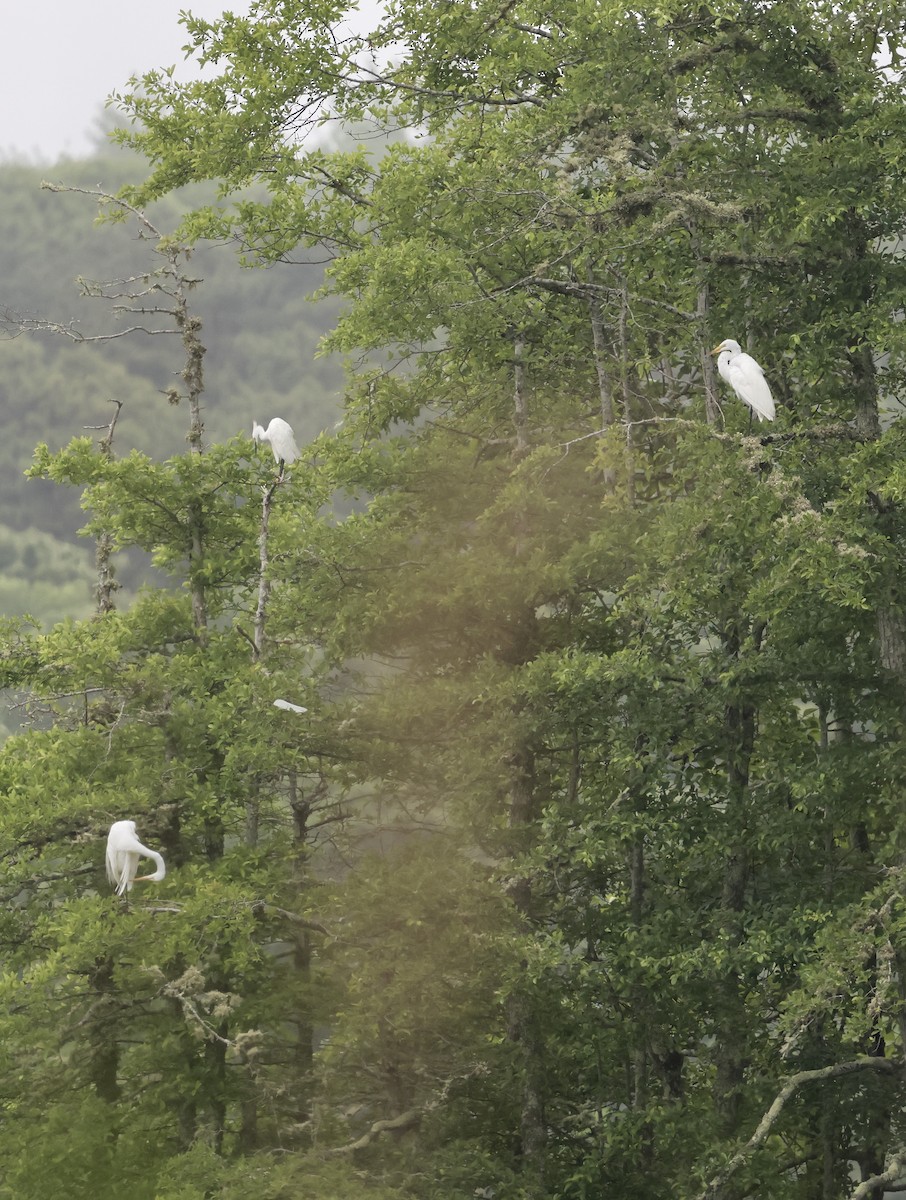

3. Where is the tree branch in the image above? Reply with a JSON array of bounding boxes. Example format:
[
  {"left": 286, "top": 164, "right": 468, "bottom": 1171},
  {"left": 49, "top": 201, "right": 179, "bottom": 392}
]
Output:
[
  {"left": 698, "top": 1058, "right": 899, "bottom": 1200},
  {"left": 328, "top": 1107, "right": 421, "bottom": 1154},
  {"left": 525, "top": 276, "right": 695, "bottom": 320},
  {"left": 251, "top": 901, "right": 330, "bottom": 936},
  {"left": 849, "top": 1152, "right": 906, "bottom": 1200}
]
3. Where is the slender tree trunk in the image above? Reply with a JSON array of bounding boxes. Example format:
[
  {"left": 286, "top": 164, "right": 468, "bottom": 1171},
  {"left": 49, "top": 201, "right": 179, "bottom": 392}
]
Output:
[
  {"left": 513, "top": 335, "right": 529, "bottom": 457},
  {"left": 289, "top": 770, "right": 326, "bottom": 1134},
  {"left": 589, "top": 292, "right": 618, "bottom": 492},
  {"left": 617, "top": 278, "right": 638, "bottom": 506},
  {"left": 628, "top": 836, "right": 649, "bottom": 1113},
  {"left": 205, "top": 1029, "right": 228, "bottom": 1154},
  {"left": 238, "top": 1096, "right": 258, "bottom": 1155},
  {"left": 696, "top": 283, "right": 722, "bottom": 428},
  {"left": 244, "top": 479, "right": 281, "bottom": 848},
  {"left": 204, "top": 811, "right": 225, "bottom": 860},
  {"left": 244, "top": 793, "right": 260, "bottom": 848},
  {"left": 837, "top": 209, "right": 881, "bottom": 443},
  {"left": 503, "top": 375, "right": 545, "bottom": 1186},
  {"left": 253, "top": 479, "right": 279, "bottom": 657},
  {"left": 686, "top": 217, "right": 722, "bottom": 427},
  {"left": 505, "top": 740, "right": 547, "bottom": 1192},
  {"left": 589, "top": 293, "right": 615, "bottom": 429},
  {"left": 714, "top": 620, "right": 759, "bottom": 1134},
  {"left": 92, "top": 399, "right": 122, "bottom": 615},
  {"left": 177, "top": 295, "right": 206, "bottom": 456},
  {"left": 174, "top": 269, "right": 209, "bottom": 638},
  {"left": 177, "top": 1099, "right": 197, "bottom": 1152},
  {"left": 877, "top": 602, "right": 906, "bottom": 676},
  {"left": 173, "top": 1009, "right": 199, "bottom": 1151},
  {"left": 86, "top": 406, "right": 125, "bottom": 1127},
  {"left": 189, "top": 510, "right": 208, "bottom": 637},
  {"left": 88, "top": 956, "right": 121, "bottom": 1109}
]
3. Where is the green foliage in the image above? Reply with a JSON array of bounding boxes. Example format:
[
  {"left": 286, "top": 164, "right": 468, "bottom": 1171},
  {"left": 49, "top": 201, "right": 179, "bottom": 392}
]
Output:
[{"left": 6, "top": 0, "right": 906, "bottom": 1197}]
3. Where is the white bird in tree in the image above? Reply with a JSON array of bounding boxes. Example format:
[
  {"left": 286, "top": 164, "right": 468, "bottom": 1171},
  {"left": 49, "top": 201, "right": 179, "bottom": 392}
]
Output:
[
  {"left": 252, "top": 418, "right": 300, "bottom": 475},
  {"left": 711, "top": 339, "right": 776, "bottom": 423},
  {"left": 106, "top": 820, "right": 166, "bottom": 896}
]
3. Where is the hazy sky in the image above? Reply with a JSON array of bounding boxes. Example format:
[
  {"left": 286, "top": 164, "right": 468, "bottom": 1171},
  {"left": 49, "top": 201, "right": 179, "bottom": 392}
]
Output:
[
  {"left": 0, "top": 2, "right": 254, "bottom": 162},
  {"left": 1, "top": 2, "right": 387, "bottom": 164}
]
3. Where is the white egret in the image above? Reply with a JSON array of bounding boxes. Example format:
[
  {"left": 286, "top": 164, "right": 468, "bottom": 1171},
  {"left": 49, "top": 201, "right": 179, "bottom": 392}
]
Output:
[
  {"left": 273, "top": 699, "right": 308, "bottom": 714},
  {"left": 252, "top": 418, "right": 300, "bottom": 474},
  {"left": 711, "top": 339, "right": 776, "bottom": 423},
  {"left": 106, "top": 820, "right": 166, "bottom": 896}
]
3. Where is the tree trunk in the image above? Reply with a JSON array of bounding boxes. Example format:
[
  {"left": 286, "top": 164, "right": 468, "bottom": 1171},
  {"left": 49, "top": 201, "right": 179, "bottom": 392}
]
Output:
[
  {"left": 289, "top": 770, "right": 322, "bottom": 1132},
  {"left": 714, "top": 621, "right": 759, "bottom": 1134},
  {"left": 589, "top": 293, "right": 615, "bottom": 429},
  {"left": 617, "top": 276, "right": 637, "bottom": 506},
  {"left": 173, "top": 262, "right": 208, "bottom": 639},
  {"left": 505, "top": 740, "right": 547, "bottom": 1191},
  {"left": 87, "top": 956, "right": 121, "bottom": 1109},
  {"left": 205, "top": 1029, "right": 228, "bottom": 1154},
  {"left": 689, "top": 222, "right": 722, "bottom": 427},
  {"left": 92, "top": 400, "right": 123, "bottom": 615},
  {"left": 513, "top": 335, "right": 529, "bottom": 457},
  {"left": 253, "top": 479, "right": 279, "bottom": 657},
  {"left": 628, "top": 836, "right": 651, "bottom": 1118}
]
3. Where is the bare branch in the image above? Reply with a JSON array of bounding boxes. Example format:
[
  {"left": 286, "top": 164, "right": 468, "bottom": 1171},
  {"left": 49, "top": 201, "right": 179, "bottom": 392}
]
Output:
[
  {"left": 0, "top": 309, "right": 180, "bottom": 343},
  {"left": 40, "top": 180, "right": 165, "bottom": 241}
]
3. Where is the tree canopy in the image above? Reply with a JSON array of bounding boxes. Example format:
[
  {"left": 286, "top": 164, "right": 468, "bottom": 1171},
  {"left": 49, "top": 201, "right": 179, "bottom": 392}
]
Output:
[{"left": 2, "top": 1, "right": 906, "bottom": 1197}]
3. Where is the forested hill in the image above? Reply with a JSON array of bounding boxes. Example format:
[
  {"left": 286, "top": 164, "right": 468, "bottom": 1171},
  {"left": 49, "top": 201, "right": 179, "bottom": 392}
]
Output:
[{"left": 0, "top": 150, "right": 343, "bottom": 622}]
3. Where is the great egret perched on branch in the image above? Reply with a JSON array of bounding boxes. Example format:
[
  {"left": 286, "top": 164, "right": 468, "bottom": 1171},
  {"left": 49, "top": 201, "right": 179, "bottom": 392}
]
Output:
[
  {"left": 106, "top": 820, "right": 166, "bottom": 896},
  {"left": 252, "top": 418, "right": 299, "bottom": 474},
  {"left": 711, "top": 339, "right": 776, "bottom": 423}
]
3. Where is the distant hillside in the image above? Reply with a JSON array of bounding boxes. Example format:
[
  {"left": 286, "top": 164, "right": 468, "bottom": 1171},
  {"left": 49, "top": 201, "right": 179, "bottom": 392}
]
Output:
[
  {"left": 0, "top": 151, "right": 345, "bottom": 535},
  {"left": 0, "top": 150, "right": 346, "bottom": 623}
]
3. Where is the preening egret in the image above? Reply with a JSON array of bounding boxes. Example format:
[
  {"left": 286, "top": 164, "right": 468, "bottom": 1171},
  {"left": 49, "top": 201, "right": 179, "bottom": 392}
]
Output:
[
  {"left": 273, "top": 699, "right": 308, "bottom": 714},
  {"left": 106, "top": 820, "right": 166, "bottom": 896},
  {"left": 711, "top": 339, "right": 776, "bottom": 422},
  {"left": 252, "top": 418, "right": 299, "bottom": 473}
]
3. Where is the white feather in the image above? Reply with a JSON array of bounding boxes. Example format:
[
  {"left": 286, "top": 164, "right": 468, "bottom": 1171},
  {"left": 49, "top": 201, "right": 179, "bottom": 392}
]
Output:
[
  {"left": 106, "top": 820, "right": 166, "bottom": 896},
  {"left": 252, "top": 418, "right": 300, "bottom": 465},
  {"left": 712, "top": 339, "right": 776, "bottom": 422}
]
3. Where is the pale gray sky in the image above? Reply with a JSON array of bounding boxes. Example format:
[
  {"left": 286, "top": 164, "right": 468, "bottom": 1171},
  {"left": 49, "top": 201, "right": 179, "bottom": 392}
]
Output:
[
  {"left": 0, "top": 1, "right": 258, "bottom": 162},
  {"left": 2, "top": 2, "right": 387, "bottom": 164}
]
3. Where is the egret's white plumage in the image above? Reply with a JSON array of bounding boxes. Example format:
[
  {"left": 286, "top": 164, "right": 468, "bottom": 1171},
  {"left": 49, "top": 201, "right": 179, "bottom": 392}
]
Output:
[
  {"left": 273, "top": 699, "right": 308, "bottom": 714},
  {"left": 106, "top": 820, "right": 166, "bottom": 896},
  {"left": 252, "top": 418, "right": 300, "bottom": 468},
  {"left": 711, "top": 339, "right": 776, "bottom": 422}
]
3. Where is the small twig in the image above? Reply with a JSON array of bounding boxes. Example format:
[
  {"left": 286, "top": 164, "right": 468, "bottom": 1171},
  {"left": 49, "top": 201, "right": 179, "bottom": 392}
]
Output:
[{"left": 233, "top": 624, "right": 258, "bottom": 654}]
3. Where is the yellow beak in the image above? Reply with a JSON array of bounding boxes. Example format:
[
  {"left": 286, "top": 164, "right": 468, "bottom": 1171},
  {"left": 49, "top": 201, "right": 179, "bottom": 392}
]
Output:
[{"left": 710, "top": 343, "right": 724, "bottom": 355}]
